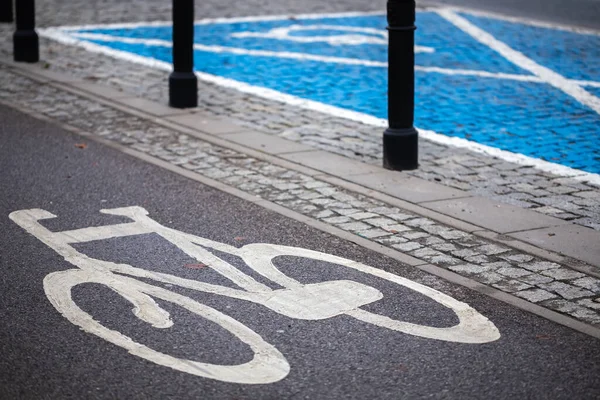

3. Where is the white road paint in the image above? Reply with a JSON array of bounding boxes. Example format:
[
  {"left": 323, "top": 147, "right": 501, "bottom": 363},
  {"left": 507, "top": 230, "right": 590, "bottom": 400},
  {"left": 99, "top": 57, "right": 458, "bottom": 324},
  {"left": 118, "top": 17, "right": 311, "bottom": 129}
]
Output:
[
  {"left": 37, "top": 8, "right": 600, "bottom": 186},
  {"left": 437, "top": 9, "right": 600, "bottom": 115},
  {"left": 10, "top": 206, "right": 500, "bottom": 383},
  {"left": 42, "top": 6, "right": 600, "bottom": 36},
  {"left": 427, "top": 5, "right": 600, "bottom": 36},
  {"left": 67, "top": 32, "right": 600, "bottom": 88},
  {"left": 44, "top": 10, "right": 387, "bottom": 32},
  {"left": 69, "top": 32, "right": 391, "bottom": 67},
  {"left": 231, "top": 24, "right": 390, "bottom": 46},
  {"left": 230, "top": 24, "right": 434, "bottom": 53}
]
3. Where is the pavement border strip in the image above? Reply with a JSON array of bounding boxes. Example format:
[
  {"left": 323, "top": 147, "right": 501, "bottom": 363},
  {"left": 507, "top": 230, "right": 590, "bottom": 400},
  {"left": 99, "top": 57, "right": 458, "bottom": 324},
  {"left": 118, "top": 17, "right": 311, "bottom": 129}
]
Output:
[
  {"left": 3, "top": 59, "right": 598, "bottom": 273},
  {"left": 2, "top": 95, "right": 600, "bottom": 341}
]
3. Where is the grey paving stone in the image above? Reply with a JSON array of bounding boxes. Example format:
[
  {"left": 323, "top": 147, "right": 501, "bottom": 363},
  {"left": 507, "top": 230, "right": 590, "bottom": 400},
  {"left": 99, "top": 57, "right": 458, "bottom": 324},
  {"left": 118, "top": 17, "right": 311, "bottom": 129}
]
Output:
[
  {"left": 167, "top": 113, "right": 244, "bottom": 135},
  {"left": 448, "top": 264, "right": 493, "bottom": 275},
  {"left": 392, "top": 242, "right": 423, "bottom": 252},
  {"left": 543, "top": 300, "right": 600, "bottom": 324},
  {"left": 337, "top": 221, "right": 371, "bottom": 231},
  {"left": 476, "top": 271, "right": 505, "bottom": 284},
  {"left": 509, "top": 224, "right": 600, "bottom": 268},
  {"left": 224, "top": 131, "right": 313, "bottom": 154},
  {"left": 388, "top": 213, "right": 413, "bottom": 221},
  {"left": 571, "top": 277, "right": 600, "bottom": 293},
  {"left": 578, "top": 299, "right": 600, "bottom": 310},
  {"left": 492, "top": 280, "right": 533, "bottom": 293},
  {"left": 362, "top": 217, "right": 397, "bottom": 227},
  {"left": 331, "top": 208, "right": 362, "bottom": 216},
  {"left": 349, "top": 212, "right": 379, "bottom": 220},
  {"left": 465, "top": 255, "right": 491, "bottom": 264},
  {"left": 322, "top": 216, "right": 351, "bottom": 224},
  {"left": 514, "top": 288, "right": 557, "bottom": 303},
  {"left": 473, "top": 244, "right": 511, "bottom": 255},
  {"left": 521, "top": 261, "right": 562, "bottom": 272},
  {"left": 518, "top": 274, "right": 554, "bottom": 286},
  {"left": 350, "top": 170, "right": 468, "bottom": 203},
  {"left": 496, "top": 267, "right": 533, "bottom": 278},
  {"left": 452, "top": 248, "right": 478, "bottom": 258},
  {"left": 377, "top": 236, "right": 408, "bottom": 245},
  {"left": 402, "top": 232, "right": 429, "bottom": 240},
  {"left": 431, "top": 243, "right": 458, "bottom": 252},
  {"left": 281, "top": 150, "right": 382, "bottom": 176},
  {"left": 382, "top": 224, "right": 412, "bottom": 233},
  {"left": 537, "top": 282, "right": 595, "bottom": 300},
  {"left": 422, "top": 196, "right": 569, "bottom": 234},
  {"left": 115, "top": 96, "right": 187, "bottom": 117},
  {"left": 498, "top": 254, "right": 534, "bottom": 263},
  {"left": 355, "top": 229, "right": 390, "bottom": 239},
  {"left": 539, "top": 268, "right": 586, "bottom": 281},
  {"left": 68, "top": 81, "right": 130, "bottom": 100}
]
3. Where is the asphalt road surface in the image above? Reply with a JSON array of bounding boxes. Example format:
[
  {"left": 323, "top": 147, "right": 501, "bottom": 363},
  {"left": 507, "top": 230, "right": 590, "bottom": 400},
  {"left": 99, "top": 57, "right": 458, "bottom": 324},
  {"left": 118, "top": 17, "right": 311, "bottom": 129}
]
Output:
[{"left": 1, "top": 104, "right": 600, "bottom": 399}]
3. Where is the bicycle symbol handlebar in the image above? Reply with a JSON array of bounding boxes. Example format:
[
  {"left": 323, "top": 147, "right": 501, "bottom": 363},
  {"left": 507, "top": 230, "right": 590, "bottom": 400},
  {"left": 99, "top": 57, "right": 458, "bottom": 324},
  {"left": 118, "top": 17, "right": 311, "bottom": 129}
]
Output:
[{"left": 10, "top": 206, "right": 500, "bottom": 384}]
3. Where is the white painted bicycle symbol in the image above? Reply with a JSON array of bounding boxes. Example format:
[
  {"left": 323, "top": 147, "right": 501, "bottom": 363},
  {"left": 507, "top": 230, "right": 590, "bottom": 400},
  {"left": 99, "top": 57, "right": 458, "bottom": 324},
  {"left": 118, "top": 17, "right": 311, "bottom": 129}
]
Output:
[{"left": 10, "top": 206, "right": 500, "bottom": 384}]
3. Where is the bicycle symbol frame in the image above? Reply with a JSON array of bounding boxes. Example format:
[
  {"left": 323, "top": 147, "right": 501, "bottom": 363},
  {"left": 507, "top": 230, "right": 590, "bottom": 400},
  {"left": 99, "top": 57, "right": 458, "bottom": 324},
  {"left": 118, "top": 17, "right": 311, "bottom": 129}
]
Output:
[{"left": 10, "top": 206, "right": 500, "bottom": 384}]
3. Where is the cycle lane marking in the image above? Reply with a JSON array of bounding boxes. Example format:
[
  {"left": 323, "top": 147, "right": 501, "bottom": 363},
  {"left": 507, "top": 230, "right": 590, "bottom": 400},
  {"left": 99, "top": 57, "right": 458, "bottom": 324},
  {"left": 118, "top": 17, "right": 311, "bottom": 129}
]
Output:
[{"left": 9, "top": 205, "right": 500, "bottom": 384}]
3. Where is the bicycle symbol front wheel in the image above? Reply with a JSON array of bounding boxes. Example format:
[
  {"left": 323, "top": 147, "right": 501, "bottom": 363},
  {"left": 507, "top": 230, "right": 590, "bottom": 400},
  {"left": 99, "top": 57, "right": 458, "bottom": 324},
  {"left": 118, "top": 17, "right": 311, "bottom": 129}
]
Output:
[
  {"left": 238, "top": 243, "right": 501, "bottom": 344},
  {"left": 43, "top": 268, "right": 290, "bottom": 384}
]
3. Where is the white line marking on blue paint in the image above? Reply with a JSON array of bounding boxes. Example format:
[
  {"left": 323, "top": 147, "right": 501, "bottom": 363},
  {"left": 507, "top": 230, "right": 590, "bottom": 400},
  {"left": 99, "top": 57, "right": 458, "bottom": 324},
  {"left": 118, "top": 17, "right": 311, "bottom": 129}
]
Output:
[
  {"left": 38, "top": 9, "right": 600, "bottom": 187},
  {"left": 438, "top": 9, "right": 600, "bottom": 115},
  {"left": 427, "top": 5, "right": 600, "bottom": 36},
  {"left": 68, "top": 32, "right": 600, "bottom": 88}
]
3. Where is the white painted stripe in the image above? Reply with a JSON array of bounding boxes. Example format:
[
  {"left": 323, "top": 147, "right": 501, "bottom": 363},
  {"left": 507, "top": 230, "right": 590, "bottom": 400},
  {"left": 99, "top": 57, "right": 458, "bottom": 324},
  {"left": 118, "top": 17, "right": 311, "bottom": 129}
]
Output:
[
  {"left": 65, "top": 31, "right": 600, "bottom": 88},
  {"left": 55, "top": 222, "right": 154, "bottom": 243},
  {"left": 429, "top": 5, "right": 600, "bottom": 36},
  {"left": 38, "top": 28, "right": 600, "bottom": 186},
  {"left": 437, "top": 9, "right": 600, "bottom": 115},
  {"left": 230, "top": 24, "right": 390, "bottom": 46},
  {"left": 574, "top": 80, "right": 600, "bottom": 89},
  {"left": 70, "top": 32, "right": 389, "bottom": 67},
  {"left": 46, "top": 6, "right": 600, "bottom": 37},
  {"left": 47, "top": 10, "right": 387, "bottom": 32}
]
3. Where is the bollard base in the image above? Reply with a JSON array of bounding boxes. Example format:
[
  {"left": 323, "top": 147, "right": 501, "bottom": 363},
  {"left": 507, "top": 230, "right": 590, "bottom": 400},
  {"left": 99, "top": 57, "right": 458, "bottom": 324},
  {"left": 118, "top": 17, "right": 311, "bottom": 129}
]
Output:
[
  {"left": 13, "top": 30, "right": 39, "bottom": 63},
  {"left": 169, "top": 71, "right": 198, "bottom": 108},
  {"left": 383, "top": 127, "right": 419, "bottom": 171}
]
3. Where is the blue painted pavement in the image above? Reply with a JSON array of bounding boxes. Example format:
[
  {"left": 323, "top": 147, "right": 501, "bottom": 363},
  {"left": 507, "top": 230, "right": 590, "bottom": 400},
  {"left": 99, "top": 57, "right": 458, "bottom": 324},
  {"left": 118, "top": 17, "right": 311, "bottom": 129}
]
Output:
[{"left": 62, "top": 11, "right": 600, "bottom": 174}]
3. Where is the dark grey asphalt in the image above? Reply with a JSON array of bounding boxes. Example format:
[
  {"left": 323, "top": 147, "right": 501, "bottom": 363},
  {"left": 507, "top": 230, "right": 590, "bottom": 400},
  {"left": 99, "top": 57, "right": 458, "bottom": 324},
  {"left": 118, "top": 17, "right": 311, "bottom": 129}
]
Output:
[
  {"left": 1, "top": 103, "right": 600, "bottom": 399},
  {"left": 421, "top": 0, "right": 600, "bottom": 30}
]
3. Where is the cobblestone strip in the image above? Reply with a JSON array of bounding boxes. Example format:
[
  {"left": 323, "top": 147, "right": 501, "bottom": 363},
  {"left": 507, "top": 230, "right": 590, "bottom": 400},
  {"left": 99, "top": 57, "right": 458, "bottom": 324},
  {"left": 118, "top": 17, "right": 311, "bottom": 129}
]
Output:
[
  {"left": 1, "top": 25, "right": 598, "bottom": 231},
  {"left": 2, "top": 66, "right": 599, "bottom": 327}
]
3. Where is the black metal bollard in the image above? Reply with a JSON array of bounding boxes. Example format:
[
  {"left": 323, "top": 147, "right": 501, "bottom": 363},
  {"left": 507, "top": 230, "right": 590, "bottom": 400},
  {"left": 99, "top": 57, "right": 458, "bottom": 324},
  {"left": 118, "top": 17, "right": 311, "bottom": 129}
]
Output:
[
  {"left": 13, "top": 0, "right": 38, "bottom": 62},
  {"left": 382, "top": 0, "right": 418, "bottom": 171},
  {"left": 0, "top": 0, "right": 13, "bottom": 23},
  {"left": 169, "top": 0, "right": 198, "bottom": 108}
]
